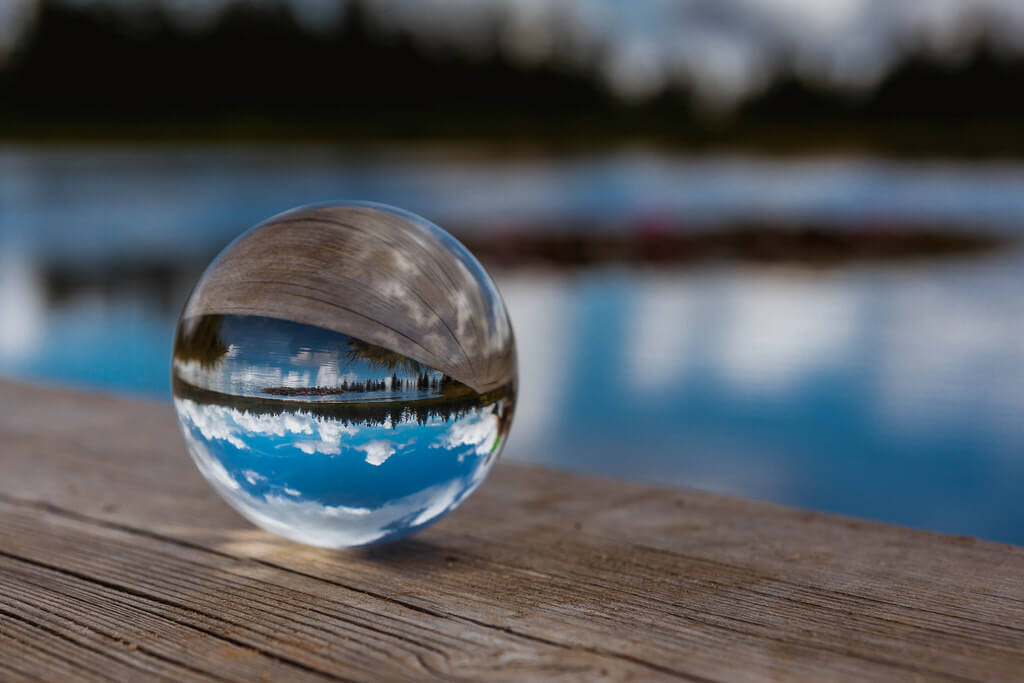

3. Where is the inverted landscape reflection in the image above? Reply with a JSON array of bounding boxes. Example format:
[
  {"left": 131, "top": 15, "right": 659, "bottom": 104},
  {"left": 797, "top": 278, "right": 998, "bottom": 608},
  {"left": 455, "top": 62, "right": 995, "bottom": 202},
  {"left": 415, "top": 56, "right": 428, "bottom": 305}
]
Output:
[{"left": 173, "top": 314, "right": 513, "bottom": 547}]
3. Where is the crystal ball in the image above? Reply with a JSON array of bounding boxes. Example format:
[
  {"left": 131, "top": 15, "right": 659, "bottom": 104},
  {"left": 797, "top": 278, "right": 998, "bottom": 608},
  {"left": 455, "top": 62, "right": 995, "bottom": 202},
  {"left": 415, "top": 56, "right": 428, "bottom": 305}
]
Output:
[{"left": 171, "top": 202, "right": 517, "bottom": 547}]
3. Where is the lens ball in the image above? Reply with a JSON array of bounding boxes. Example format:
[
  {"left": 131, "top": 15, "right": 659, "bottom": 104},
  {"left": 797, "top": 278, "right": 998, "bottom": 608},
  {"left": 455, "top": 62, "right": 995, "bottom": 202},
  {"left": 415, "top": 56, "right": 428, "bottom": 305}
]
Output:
[{"left": 172, "top": 202, "right": 517, "bottom": 547}]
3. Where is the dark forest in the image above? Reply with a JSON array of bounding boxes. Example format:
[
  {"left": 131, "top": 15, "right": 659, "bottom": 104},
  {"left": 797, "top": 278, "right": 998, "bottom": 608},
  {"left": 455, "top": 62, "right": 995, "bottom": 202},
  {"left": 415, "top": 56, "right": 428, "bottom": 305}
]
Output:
[{"left": 2, "top": 1, "right": 1023, "bottom": 155}]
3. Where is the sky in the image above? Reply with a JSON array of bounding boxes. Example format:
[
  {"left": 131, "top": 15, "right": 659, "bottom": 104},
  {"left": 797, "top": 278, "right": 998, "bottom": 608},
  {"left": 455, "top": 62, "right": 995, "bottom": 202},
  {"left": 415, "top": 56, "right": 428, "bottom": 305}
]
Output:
[
  {"left": 172, "top": 315, "right": 445, "bottom": 400},
  {"left": 2, "top": 0, "right": 1024, "bottom": 107},
  {"left": 175, "top": 395, "right": 503, "bottom": 545}
]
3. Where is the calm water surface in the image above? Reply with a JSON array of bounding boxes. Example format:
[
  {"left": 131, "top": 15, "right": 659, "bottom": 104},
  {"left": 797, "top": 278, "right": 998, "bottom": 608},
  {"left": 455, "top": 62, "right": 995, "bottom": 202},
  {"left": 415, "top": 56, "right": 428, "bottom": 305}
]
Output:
[{"left": 2, "top": 145, "right": 1023, "bottom": 543}]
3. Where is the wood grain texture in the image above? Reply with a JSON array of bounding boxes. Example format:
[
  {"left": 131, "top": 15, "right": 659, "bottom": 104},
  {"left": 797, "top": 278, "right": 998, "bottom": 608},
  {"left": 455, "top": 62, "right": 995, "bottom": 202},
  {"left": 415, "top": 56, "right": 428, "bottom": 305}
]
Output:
[{"left": 0, "top": 379, "right": 1022, "bottom": 681}]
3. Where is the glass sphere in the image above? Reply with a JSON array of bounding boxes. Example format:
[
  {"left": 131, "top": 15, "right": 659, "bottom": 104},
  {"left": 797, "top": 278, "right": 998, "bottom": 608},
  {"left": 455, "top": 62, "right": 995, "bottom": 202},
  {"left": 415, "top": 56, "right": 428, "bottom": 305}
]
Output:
[{"left": 171, "top": 202, "right": 516, "bottom": 547}]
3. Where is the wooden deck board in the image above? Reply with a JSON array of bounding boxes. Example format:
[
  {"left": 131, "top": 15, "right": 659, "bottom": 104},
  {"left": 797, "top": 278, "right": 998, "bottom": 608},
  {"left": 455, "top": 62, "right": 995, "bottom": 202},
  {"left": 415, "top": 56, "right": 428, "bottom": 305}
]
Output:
[{"left": 0, "top": 379, "right": 1022, "bottom": 681}]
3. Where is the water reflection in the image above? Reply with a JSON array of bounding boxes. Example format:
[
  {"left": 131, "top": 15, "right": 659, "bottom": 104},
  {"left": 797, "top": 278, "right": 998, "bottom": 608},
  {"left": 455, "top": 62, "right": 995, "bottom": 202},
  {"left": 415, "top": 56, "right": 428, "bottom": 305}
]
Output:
[
  {"left": 174, "top": 397, "right": 510, "bottom": 547},
  {"left": 173, "top": 314, "right": 514, "bottom": 547},
  {"left": 3, "top": 249, "right": 1024, "bottom": 542},
  {"left": 3, "top": 242, "right": 1024, "bottom": 543},
  {"left": 497, "top": 255, "right": 1024, "bottom": 543},
  {"left": 714, "top": 272, "right": 860, "bottom": 394},
  {"left": 0, "top": 250, "right": 44, "bottom": 359}
]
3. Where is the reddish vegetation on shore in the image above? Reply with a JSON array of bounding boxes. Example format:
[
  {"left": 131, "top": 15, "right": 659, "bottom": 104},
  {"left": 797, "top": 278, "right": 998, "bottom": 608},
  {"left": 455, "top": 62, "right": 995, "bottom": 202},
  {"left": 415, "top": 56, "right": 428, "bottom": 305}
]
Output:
[
  {"left": 261, "top": 386, "right": 348, "bottom": 397},
  {"left": 458, "top": 225, "right": 1010, "bottom": 268}
]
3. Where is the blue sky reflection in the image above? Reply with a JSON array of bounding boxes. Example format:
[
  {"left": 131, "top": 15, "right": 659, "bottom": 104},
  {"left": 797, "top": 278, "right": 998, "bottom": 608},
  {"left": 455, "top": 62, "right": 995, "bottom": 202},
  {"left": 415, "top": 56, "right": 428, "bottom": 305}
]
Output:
[
  {"left": 499, "top": 258, "right": 1024, "bottom": 543},
  {"left": 175, "top": 396, "right": 502, "bottom": 546}
]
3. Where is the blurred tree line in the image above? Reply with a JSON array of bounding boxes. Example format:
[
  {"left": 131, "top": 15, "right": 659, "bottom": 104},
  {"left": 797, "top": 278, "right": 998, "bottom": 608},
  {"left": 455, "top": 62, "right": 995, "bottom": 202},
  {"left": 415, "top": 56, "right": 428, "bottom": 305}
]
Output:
[{"left": 1, "top": 0, "right": 1022, "bottom": 156}]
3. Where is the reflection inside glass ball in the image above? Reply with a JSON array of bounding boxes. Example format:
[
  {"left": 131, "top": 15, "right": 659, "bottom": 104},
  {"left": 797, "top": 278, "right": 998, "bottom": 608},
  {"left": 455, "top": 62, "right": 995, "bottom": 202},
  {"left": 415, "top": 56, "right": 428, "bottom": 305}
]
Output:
[{"left": 171, "top": 203, "right": 516, "bottom": 547}]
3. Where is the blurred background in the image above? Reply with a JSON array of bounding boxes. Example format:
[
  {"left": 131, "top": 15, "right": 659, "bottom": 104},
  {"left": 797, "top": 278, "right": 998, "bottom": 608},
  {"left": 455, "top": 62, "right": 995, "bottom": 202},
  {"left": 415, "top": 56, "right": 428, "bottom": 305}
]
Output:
[{"left": 2, "top": 0, "right": 1024, "bottom": 543}]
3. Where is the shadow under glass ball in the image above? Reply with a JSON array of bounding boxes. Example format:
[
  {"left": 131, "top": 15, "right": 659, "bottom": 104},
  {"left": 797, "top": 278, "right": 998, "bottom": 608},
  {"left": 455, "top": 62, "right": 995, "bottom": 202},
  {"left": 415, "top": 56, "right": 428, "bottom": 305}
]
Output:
[{"left": 171, "top": 202, "right": 517, "bottom": 547}]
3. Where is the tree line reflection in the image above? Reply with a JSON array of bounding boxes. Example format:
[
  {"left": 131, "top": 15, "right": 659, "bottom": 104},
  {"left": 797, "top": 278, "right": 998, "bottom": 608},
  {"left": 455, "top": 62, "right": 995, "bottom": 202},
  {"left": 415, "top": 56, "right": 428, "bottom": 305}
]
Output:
[
  {"left": 262, "top": 372, "right": 459, "bottom": 397},
  {"left": 171, "top": 373, "right": 514, "bottom": 429}
]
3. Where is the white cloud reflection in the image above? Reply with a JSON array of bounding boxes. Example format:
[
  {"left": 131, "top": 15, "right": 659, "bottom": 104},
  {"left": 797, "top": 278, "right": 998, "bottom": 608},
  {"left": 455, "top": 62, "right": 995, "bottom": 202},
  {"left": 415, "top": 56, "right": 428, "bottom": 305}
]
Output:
[
  {"left": 358, "top": 440, "right": 396, "bottom": 466},
  {"left": 173, "top": 397, "right": 358, "bottom": 453},
  {"left": 175, "top": 397, "right": 490, "bottom": 545},
  {"left": 715, "top": 271, "right": 860, "bottom": 394},
  {"left": 618, "top": 269, "right": 862, "bottom": 397},
  {"left": 627, "top": 273, "right": 701, "bottom": 393},
  {"left": 176, "top": 397, "right": 251, "bottom": 450},
  {"left": 242, "top": 469, "right": 267, "bottom": 486},
  {"left": 314, "top": 364, "right": 358, "bottom": 388},
  {"left": 495, "top": 271, "right": 570, "bottom": 452},
  {"left": 174, "top": 357, "right": 315, "bottom": 396},
  {"left": 434, "top": 411, "right": 499, "bottom": 459},
  {"left": 183, "top": 428, "right": 241, "bottom": 492},
  {"left": 878, "top": 270, "right": 1024, "bottom": 437},
  {"left": 206, "top": 467, "right": 466, "bottom": 547},
  {"left": 0, "top": 251, "right": 44, "bottom": 360},
  {"left": 235, "top": 481, "right": 465, "bottom": 547}
]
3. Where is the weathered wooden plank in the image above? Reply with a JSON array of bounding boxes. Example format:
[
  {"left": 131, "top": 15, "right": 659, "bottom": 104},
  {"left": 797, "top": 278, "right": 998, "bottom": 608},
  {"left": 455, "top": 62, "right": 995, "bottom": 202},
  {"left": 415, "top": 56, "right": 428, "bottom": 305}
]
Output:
[
  {"left": 0, "top": 499, "right": 649, "bottom": 681},
  {"left": 0, "top": 378, "right": 1023, "bottom": 681}
]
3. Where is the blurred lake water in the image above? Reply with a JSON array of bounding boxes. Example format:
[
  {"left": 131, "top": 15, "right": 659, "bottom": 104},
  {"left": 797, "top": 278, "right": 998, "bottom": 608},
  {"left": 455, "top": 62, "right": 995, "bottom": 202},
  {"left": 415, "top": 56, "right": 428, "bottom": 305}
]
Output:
[{"left": 2, "top": 144, "right": 1023, "bottom": 544}]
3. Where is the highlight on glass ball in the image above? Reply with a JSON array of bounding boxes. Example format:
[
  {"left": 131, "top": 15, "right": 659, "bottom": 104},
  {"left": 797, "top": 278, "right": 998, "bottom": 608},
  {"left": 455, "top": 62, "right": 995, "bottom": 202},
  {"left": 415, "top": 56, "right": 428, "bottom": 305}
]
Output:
[{"left": 171, "top": 202, "right": 517, "bottom": 548}]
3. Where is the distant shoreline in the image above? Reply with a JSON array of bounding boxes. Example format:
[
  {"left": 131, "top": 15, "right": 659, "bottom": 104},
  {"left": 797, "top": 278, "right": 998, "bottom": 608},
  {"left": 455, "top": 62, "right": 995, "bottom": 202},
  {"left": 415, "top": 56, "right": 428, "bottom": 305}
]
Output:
[
  {"left": 457, "top": 225, "right": 1014, "bottom": 269},
  {"left": 38, "top": 226, "right": 1015, "bottom": 310},
  {"left": 171, "top": 375, "right": 512, "bottom": 424},
  {"left": 3, "top": 123, "right": 1024, "bottom": 161},
  {"left": 262, "top": 386, "right": 352, "bottom": 398}
]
